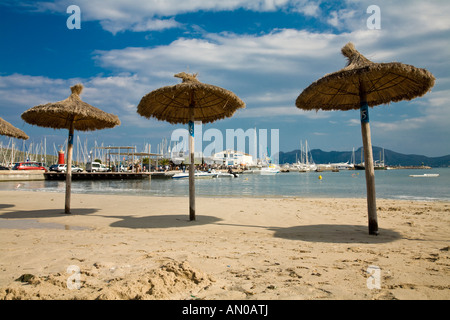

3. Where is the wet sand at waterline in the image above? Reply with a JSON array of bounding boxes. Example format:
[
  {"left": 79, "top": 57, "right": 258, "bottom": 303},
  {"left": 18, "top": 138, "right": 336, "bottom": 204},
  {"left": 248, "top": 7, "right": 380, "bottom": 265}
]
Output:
[{"left": 0, "top": 191, "right": 449, "bottom": 299}]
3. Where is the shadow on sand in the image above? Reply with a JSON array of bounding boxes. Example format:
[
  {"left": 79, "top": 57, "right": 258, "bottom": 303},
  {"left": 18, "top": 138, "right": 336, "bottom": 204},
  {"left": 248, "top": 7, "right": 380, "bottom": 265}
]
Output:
[
  {"left": 0, "top": 204, "right": 15, "bottom": 210},
  {"left": 108, "top": 214, "right": 222, "bottom": 229},
  {"left": 271, "top": 224, "right": 402, "bottom": 244},
  {"left": 0, "top": 207, "right": 98, "bottom": 230},
  {"left": 0, "top": 208, "right": 98, "bottom": 219},
  {"left": 0, "top": 204, "right": 402, "bottom": 243}
]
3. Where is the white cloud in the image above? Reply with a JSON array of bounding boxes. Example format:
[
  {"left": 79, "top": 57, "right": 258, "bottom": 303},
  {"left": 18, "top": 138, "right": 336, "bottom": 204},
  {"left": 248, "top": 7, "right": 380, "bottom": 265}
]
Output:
[
  {"left": 294, "top": 2, "right": 320, "bottom": 17},
  {"left": 0, "top": 73, "right": 69, "bottom": 108},
  {"left": 49, "top": 0, "right": 317, "bottom": 18},
  {"left": 347, "top": 119, "right": 360, "bottom": 127},
  {"left": 94, "top": 28, "right": 343, "bottom": 89},
  {"left": 372, "top": 117, "right": 427, "bottom": 132},
  {"left": 327, "top": 11, "right": 339, "bottom": 28},
  {"left": 358, "top": 87, "right": 450, "bottom": 150},
  {"left": 327, "top": 9, "right": 357, "bottom": 30},
  {"left": 14, "top": 0, "right": 450, "bottom": 37},
  {"left": 0, "top": 72, "right": 180, "bottom": 152},
  {"left": 382, "top": 1, "right": 450, "bottom": 34},
  {"left": 27, "top": 0, "right": 326, "bottom": 34},
  {"left": 100, "top": 18, "right": 182, "bottom": 35},
  {"left": 0, "top": 73, "right": 155, "bottom": 128}
]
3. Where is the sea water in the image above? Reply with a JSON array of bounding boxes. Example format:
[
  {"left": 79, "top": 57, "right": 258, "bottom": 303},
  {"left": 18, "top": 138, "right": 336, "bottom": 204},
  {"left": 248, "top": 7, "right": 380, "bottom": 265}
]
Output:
[{"left": 1, "top": 168, "right": 449, "bottom": 201}]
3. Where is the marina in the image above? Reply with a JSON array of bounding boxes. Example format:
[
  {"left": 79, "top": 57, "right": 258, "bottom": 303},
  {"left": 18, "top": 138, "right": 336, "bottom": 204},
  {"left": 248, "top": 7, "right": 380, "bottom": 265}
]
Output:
[{"left": 44, "top": 172, "right": 152, "bottom": 180}]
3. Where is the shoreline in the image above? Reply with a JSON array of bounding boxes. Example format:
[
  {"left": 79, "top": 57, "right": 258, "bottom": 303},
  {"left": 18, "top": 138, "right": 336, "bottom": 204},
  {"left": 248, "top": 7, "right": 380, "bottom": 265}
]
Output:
[
  {"left": 0, "top": 191, "right": 449, "bottom": 300},
  {"left": 3, "top": 188, "right": 449, "bottom": 203}
]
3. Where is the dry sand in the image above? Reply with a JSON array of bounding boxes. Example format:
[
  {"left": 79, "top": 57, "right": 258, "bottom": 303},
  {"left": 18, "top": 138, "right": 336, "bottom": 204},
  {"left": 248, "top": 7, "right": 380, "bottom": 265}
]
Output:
[{"left": 0, "top": 190, "right": 449, "bottom": 300}]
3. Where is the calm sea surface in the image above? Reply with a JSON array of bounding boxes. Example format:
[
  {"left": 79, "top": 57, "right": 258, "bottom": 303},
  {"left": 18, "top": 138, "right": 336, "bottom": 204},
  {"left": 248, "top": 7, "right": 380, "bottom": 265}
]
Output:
[{"left": 1, "top": 168, "right": 449, "bottom": 201}]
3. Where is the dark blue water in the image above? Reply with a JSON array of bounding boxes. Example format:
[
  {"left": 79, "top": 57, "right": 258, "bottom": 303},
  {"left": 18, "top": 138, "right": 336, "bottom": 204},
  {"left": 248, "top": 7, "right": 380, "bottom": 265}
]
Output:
[{"left": 1, "top": 168, "right": 449, "bottom": 201}]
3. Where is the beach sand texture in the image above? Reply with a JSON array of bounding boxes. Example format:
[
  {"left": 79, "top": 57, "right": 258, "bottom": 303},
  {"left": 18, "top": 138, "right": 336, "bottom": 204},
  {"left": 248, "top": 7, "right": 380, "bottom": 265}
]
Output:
[{"left": 0, "top": 191, "right": 449, "bottom": 300}]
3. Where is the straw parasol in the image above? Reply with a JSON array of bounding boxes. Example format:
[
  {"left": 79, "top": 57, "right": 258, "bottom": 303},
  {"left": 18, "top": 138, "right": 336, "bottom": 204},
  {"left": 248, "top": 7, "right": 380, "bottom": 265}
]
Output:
[
  {"left": 296, "top": 42, "right": 435, "bottom": 235},
  {"left": 0, "top": 117, "right": 29, "bottom": 140},
  {"left": 21, "top": 84, "right": 121, "bottom": 213},
  {"left": 137, "top": 72, "right": 245, "bottom": 220}
]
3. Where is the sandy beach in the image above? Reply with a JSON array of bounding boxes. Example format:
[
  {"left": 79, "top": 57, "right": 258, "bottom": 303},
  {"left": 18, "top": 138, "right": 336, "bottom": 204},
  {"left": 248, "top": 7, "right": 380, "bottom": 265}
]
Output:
[{"left": 0, "top": 190, "right": 449, "bottom": 300}]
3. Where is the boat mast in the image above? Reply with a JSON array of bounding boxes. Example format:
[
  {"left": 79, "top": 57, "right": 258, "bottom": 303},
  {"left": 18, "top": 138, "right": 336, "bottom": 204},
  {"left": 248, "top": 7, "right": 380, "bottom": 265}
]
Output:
[
  {"left": 352, "top": 147, "right": 355, "bottom": 165},
  {"left": 300, "top": 140, "right": 303, "bottom": 164},
  {"left": 305, "top": 140, "right": 309, "bottom": 166}
]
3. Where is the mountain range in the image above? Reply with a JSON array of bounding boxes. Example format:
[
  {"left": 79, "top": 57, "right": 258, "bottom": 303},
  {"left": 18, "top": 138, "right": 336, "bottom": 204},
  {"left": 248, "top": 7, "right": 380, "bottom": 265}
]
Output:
[{"left": 278, "top": 146, "right": 450, "bottom": 167}]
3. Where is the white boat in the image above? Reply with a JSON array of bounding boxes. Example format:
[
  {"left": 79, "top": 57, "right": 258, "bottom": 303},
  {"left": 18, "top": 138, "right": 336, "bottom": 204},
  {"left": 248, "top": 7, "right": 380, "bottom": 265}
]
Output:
[
  {"left": 291, "top": 161, "right": 315, "bottom": 172},
  {"left": 331, "top": 162, "right": 355, "bottom": 170},
  {"left": 258, "top": 164, "right": 280, "bottom": 175},
  {"left": 211, "top": 169, "right": 239, "bottom": 178},
  {"left": 217, "top": 172, "right": 239, "bottom": 178},
  {"left": 297, "top": 163, "right": 317, "bottom": 172},
  {"left": 409, "top": 174, "right": 439, "bottom": 178},
  {"left": 243, "top": 169, "right": 260, "bottom": 174},
  {"left": 172, "top": 171, "right": 218, "bottom": 179}
]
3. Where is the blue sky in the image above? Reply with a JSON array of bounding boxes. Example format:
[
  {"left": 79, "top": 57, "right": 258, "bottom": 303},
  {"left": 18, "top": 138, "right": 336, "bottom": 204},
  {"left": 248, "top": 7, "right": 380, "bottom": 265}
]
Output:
[{"left": 0, "top": 0, "right": 449, "bottom": 159}]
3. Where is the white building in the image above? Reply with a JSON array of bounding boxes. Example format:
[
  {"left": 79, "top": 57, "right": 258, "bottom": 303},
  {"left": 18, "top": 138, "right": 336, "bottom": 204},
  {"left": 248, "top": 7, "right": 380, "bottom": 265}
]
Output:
[{"left": 213, "top": 150, "right": 253, "bottom": 166}]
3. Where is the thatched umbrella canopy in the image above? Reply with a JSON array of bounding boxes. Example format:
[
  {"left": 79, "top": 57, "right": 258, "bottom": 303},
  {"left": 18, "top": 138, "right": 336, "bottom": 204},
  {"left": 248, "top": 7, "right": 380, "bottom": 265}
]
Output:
[
  {"left": 138, "top": 72, "right": 245, "bottom": 124},
  {"left": 296, "top": 43, "right": 435, "bottom": 235},
  {"left": 137, "top": 72, "right": 245, "bottom": 220},
  {"left": 0, "top": 117, "right": 29, "bottom": 140},
  {"left": 21, "top": 84, "right": 120, "bottom": 131},
  {"left": 21, "top": 84, "right": 121, "bottom": 213},
  {"left": 296, "top": 43, "right": 435, "bottom": 111}
]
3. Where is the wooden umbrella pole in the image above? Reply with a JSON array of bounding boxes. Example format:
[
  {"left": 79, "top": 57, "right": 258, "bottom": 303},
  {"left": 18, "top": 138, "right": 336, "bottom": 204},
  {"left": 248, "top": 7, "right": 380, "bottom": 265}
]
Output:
[
  {"left": 65, "top": 121, "right": 74, "bottom": 214},
  {"left": 189, "top": 105, "right": 196, "bottom": 221},
  {"left": 359, "top": 85, "right": 378, "bottom": 235}
]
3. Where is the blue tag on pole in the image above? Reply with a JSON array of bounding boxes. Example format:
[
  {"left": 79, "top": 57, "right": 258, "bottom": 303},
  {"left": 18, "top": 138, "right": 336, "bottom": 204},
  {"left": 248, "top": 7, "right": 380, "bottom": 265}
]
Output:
[
  {"left": 68, "top": 133, "right": 74, "bottom": 146},
  {"left": 360, "top": 103, "right": 369, "bottom": 123},
  {"left": 188, "top": 121, "right": 194, "bottom": 137}
]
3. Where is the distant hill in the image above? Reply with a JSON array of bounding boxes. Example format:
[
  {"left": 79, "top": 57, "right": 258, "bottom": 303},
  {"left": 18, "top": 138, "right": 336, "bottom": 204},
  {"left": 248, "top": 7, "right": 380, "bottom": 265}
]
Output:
[{"left": 278, "top": 146, "right": 450, "bottom": 167}]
